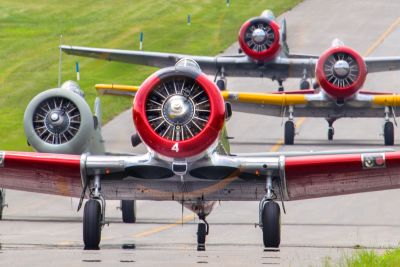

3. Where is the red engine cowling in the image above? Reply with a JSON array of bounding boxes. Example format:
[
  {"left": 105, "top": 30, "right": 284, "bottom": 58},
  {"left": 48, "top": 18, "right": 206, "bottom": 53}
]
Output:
[
  {"left": 238, "top": 17, "right": 281, "bottom": 62},
  {"left": 133, "top": 66, "right": 225, "bottom": 159},
  {"left": 316, "top": 46, "right": 367, "bottom": 100}
]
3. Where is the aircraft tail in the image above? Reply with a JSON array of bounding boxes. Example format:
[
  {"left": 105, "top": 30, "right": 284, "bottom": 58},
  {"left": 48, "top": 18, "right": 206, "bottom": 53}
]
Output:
[{"left": 280, "top": 18, "right": 290, "bottom": 56}]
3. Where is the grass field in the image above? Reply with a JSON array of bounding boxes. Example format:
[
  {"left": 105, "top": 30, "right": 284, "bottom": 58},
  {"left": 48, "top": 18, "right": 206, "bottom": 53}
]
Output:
[
  {"left": 324, "top": 248, "right": 400, "bottom": 267},
  {"left": 0, "top": 0, "right": 301, "bottom": 151}
]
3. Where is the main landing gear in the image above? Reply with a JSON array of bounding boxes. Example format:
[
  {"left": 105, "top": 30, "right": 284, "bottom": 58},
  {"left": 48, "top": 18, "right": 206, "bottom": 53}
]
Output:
[
  {"left": 284, "top": 106, "right": 295, "bottom": 145},
  {"left": 300, "top": 69, "right": 311, "bottom": 90},
  {"left": 0, "top": 189, "right": 7, "bottom": 220},
  {"left": 197, "top": 215, "right": 209, "bottom": 251},
  {"left": 383, "top": 107, "right": 395, "bottom": 146},
  {"left": 121, "top": 200, "right": 137, "bottom": 223},
  {"left": 185, "top": 201, "right": 214, "bottom": 251},
  {"left": 278, "top": 79, "right": 284, "bottom": 92},
  {"left": 83, "top": 175, "right": 106, "bottom": 250},
  {"left": 299, "top": 79, "right": 310, "bottom": 90},
  {"left": 259, "top": 174, "right": 281, "bottom": 248},
  {"left": 214, "top": 67, "right": 227, "bottom": 91},
  {"left": 327, "top": 118, "right": 336, "bottom": 141}
]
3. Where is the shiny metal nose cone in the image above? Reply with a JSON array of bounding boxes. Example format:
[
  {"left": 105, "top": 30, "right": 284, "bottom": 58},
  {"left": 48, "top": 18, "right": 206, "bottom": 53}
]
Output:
[
  {"left": 333, "top": 60, "right": 350, "bottom": 77},
  {"left": 163, "top": 95, "right": 193, "bottom": 125},
  {"left": 50, "top": 113, "right": 60, "bottom": 122},
  {"left": 252, "top": 28, "right": 266, "bottom": 44}
]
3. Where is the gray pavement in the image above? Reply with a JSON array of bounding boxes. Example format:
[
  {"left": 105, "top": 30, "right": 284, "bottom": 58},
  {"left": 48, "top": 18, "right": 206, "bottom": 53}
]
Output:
[{"left": 2, "top": 0, "right": 400, "bottom": 266}]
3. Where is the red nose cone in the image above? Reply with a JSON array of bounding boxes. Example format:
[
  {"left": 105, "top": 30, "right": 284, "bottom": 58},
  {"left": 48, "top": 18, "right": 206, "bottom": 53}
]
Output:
[
  {"left": 316, "top": 46, "right": 367, "bottom": 100},
  {"left": 238, "top": 17, "right": 281, "bottom": 62},
  {"left": 133, "top": 69, "right": 225, "bottom": 159}
]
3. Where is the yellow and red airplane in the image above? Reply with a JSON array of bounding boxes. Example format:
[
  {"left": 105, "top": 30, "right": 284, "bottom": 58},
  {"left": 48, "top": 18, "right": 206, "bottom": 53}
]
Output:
[{"left": 95, "top": 41, "right": 400, "bottom": 146}]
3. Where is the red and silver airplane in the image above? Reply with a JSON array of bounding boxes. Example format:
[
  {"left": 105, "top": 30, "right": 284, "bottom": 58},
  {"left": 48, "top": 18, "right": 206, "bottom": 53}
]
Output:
[
  {"left": 60, "top": 10, "right": 400, "bottom": 91},
  {"left": 96, "top": 40, "right": 400, "bottom": 146},
  {"left": 1, "top": 60, "right": 400, "bottom": 250}
]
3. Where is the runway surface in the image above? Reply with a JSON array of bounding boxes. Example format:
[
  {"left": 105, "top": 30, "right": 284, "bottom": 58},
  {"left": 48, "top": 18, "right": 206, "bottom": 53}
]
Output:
[{"left": 2, "top": 0, "right": 400, "bottom": 266}]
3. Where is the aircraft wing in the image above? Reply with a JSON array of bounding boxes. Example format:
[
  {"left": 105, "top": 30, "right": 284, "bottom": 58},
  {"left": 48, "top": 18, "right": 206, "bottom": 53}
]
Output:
[
  {"left": 94, "top": 83, "right": 400, "bottom": 118},
  {"left": 222, "top": 91, "right": 400, "bottom": 118},
  {"left": 60, "top": 45, "right": 245, "bottom": 76},
  {"left": 61, "top": 45, "right": 321, "bottom": 78},
  {"left": 1, "top": 150, "right": 400, "bottom": 201},
  {"left": 364, "top": 57, "right": 400, "bottom": 73}
]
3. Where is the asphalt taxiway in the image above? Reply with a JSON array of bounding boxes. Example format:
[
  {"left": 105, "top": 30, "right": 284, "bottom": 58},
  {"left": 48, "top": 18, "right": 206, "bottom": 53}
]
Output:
[{"left": 2, "top": 0, "right": 400, "bottom": 266}]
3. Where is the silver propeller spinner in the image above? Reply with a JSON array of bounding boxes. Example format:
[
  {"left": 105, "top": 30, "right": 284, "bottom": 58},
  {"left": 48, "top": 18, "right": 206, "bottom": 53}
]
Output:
[
  {"left": 244, "top": 21, "right": 275, "bottom": 52},
  {"left": 324, "top": 52, "right": 360, "bottom": 88},
  {"left": 146, "top": 77, "right": 210, "bottom": 141}
]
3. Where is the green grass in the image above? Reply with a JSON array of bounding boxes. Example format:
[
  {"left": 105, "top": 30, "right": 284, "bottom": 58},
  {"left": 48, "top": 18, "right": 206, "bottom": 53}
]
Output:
[
  {"left": 0, "top": 0, "right": 301, "bottom": 151},
  {"left": 323, "top": 248, "right": 400, "bottom": 267}
]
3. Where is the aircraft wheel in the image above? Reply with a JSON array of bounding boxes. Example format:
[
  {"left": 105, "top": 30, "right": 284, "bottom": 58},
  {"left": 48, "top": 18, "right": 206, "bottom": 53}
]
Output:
[
  {"left": 216, "top": 79, "right": 226, "bottom": 91},
  {"left": 0, "top": 189, "right": 5, "bottom": 220},
  {"left": 300, "top": 79, "right": 310, "bottom": 90},
  {"left": 284, "top": 121, "right": 295, "bottom": 145},
  {"left": 121, "top": 200, "right": 137, "bottom": 223},
  {"left": 262, "top": 201, "right": 281, "bottom": 248},
  {"left": 384, "top": 121, "right": 394, "bottom": 146},
  {"left": 328, "top": 127, "right": 334, "bottom": 141},
  {"left": 197, "top": 223, "right": 207, "bottom": 251},
  {"left": 131, "top": 134, "right": 142, "bottom": 147},
  {"left": 83, "top": 199, "right": 102, "bottom": 250}
]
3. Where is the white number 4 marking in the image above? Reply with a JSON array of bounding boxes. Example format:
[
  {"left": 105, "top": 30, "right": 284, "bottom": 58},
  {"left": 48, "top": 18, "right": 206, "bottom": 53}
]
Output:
[{"left": 171, "top": 143, "right": 179, "bottom": 152}]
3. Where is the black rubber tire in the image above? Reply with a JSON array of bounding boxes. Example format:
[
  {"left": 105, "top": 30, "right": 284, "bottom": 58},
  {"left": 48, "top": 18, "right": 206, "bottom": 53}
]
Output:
[
  {"left": 328, "top": 128, "right": 334, "bottom": 141},
  {"left": 384, "top": 121, "right": 394, "bottom": 146},
  {"left": 284, "top": 121, "right": 295, "bottom": 145},
  {"left": 0, "top": 189, "right": 4, "bottom": 220},
  {"left": 83, "top": 200, "right": 101, "bottom": 250},
  {"left": 121, "top": 200, "right": 136, "bottom": 223},
  {"left": 197, "top": 223, "right": 207, "bottom": 245},
  {"left": 131, "top": 134, "right": 142, "bottom": 147},
  {"left": 262, "top": 201, "right": 281, "bottom": 248},
  {"left": 300, "top": 80, "right": 310, "bottom": 90},
  {"left": 216, "top": 79, "right": 226, "bottom": 91}
]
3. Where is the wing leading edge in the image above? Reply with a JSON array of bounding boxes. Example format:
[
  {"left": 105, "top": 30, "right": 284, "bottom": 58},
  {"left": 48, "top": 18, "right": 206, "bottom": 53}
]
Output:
[{"left": 1, "top": 150, "right": 400, "bottom": 201}]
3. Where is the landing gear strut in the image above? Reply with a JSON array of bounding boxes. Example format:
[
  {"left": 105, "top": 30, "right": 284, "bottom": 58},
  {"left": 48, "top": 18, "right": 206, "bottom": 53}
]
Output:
[
  {"left": 214, "top": 67, "right": 227, "bottom": 91},
  {"left": 0, "top": 189, "right": 6, "bottom": 220},
  {"left": 259, "top": 174, "right": 281, "bottom": 248},
  {"left": 185, "top": 201, "right": 214, "bottom": 251},
  {"left": 197, "top": 215, "right": 209, "bottom": 251},
  {"left": 83, "top": 174, "right": 106, "bottom": 250},
  {"left": 278, "top": 80, "right": 284, "bottom": 92},
  {"left": 327, "top": 118, "right": 336, "bottom": 141},
  {"left": 384, "top": 107, "right": 395, "bottom": 146},
  {"left": 300, "top": 69, "right": 311, "bottom": 90},
  {"left": 284, "top": 106, "right": 295, "bottom": 145}
]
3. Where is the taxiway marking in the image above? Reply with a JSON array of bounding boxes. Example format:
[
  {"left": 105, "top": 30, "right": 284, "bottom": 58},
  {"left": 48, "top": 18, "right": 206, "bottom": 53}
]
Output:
[
  {"left": 270, "top": 117, "right": 306, "bottom": 152},
  {"left": 133, "top": 214, "right": 195, "bottom": 238},
  {"left": 364, "top": 17, "right": 400, "bottom": 57}
]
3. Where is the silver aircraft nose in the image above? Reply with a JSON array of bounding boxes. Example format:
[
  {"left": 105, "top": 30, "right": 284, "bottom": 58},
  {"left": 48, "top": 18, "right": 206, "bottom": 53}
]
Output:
[
  {"left": 163, "top": 95, "right": 193, "bottom": 125},
  {"left": 333, "top": 60, "right": 350, "bottom": 77},
  {"left": 252, "top": 28, "right": 266, "bottom": 44}
]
